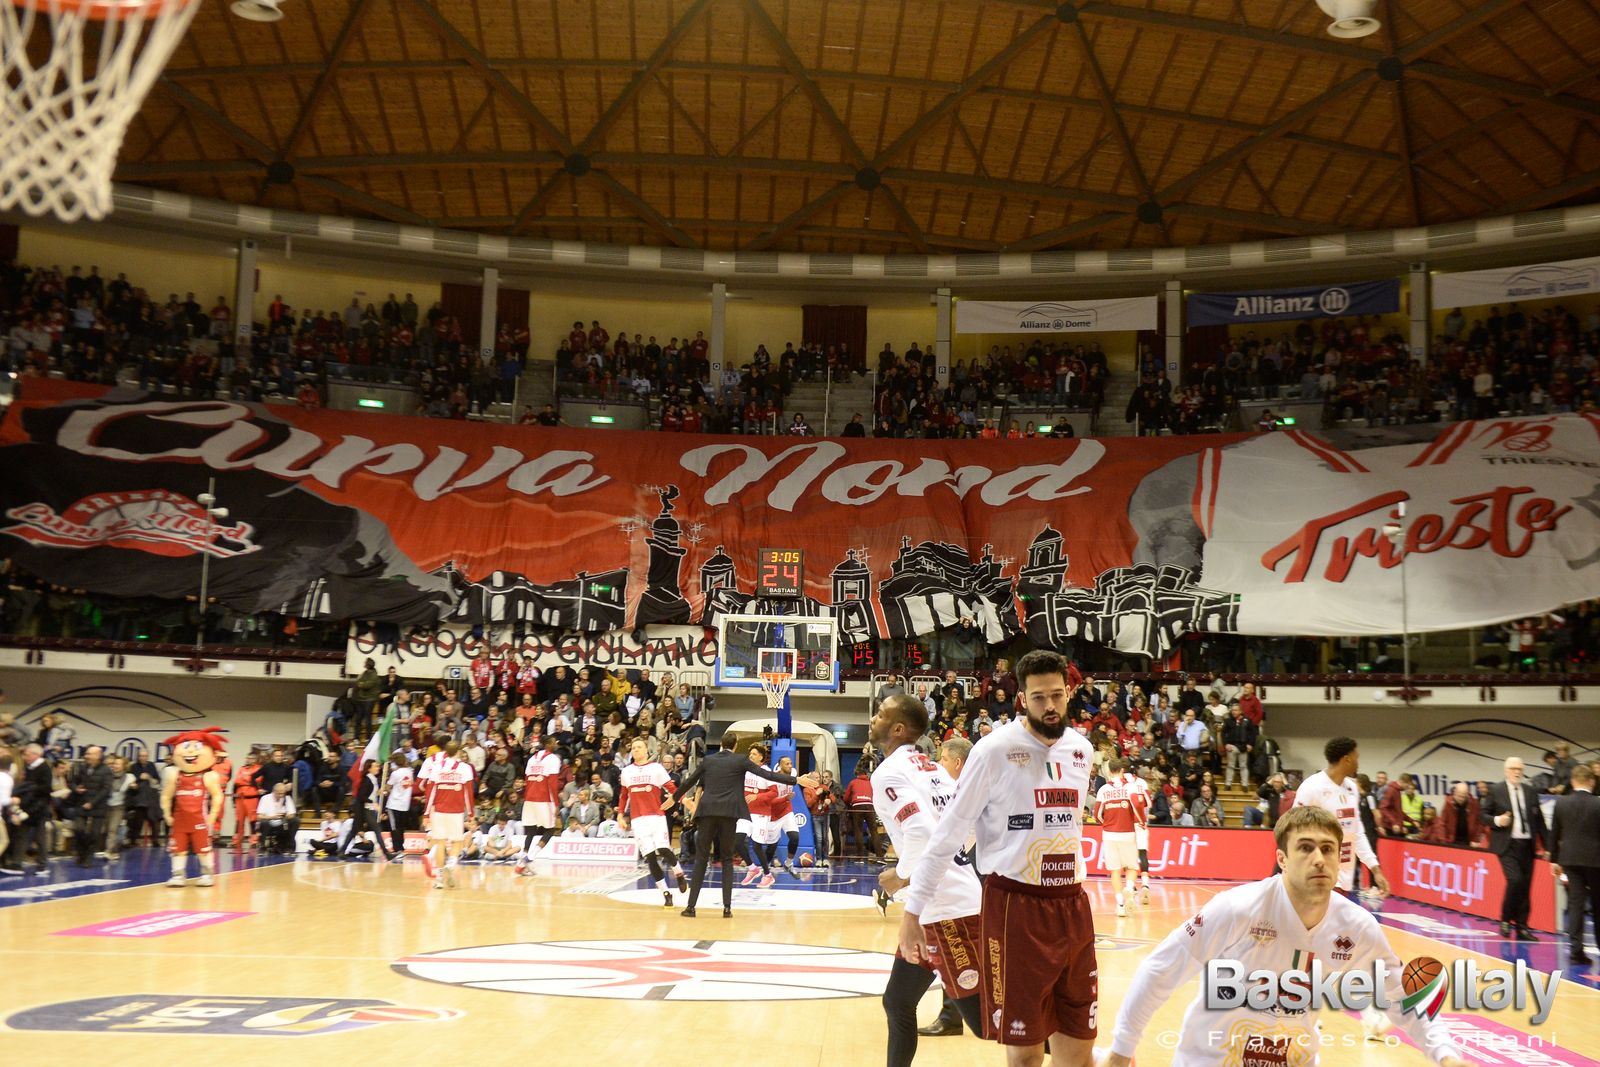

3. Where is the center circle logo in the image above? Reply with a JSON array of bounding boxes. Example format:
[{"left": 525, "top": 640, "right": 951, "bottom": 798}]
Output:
[
  {"left": 1317, "top": 287, "right": 1351, "bottom": 315},
  {"left": 394, "top": 939, "right": 894, "bottom": 1000}
]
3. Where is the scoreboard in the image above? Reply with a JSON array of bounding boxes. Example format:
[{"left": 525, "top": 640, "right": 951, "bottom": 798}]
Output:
[{"left": 757, "top": 548, "right": 804, "bottom": 598}]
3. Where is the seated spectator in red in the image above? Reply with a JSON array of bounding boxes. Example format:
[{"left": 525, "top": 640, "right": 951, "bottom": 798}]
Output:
[{"left": 1424, "top": 781, "right": 1484, "bottom": 847}]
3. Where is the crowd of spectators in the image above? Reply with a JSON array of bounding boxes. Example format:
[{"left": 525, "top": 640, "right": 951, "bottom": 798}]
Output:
[
  {"left": 867, "top": 338, "right": 1109, "bottom": 439},
  {"left": 329, "top": 656, "right": 715, "bottom": 850},
  {"left": 549, "top": 319, "right": 872, "bottom": 436},
  {"left": 1152, "top": 302, "right": 1600, "bottom": 434}
]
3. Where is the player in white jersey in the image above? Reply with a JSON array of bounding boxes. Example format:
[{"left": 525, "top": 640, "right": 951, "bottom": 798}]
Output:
[
  {"left": 1094, "top": 758, "right": 1147, "bottom": 917},
  {"left": 901, "top": 650, "right": 1100, "bottom": 1063},
  {"left": 1104, "top": 805, "right": 1475, "bottom": 1067},
  {"left": 870, "top": 694, "right": 987, "bottom": 1067},
  {"left": 1291, "top": 736, "right": 1389, "bottom": 897},
  {"left": 1290, "top": 736, "right": 1395, "bottom": 1038},
  {"left": 621, "top": 738, "right": 687, "bottom": 907}
]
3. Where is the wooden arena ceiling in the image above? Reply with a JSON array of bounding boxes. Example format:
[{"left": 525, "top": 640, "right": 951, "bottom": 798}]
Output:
[{"left": 112, "top": 0, "right": 1600, "bottom": 254}]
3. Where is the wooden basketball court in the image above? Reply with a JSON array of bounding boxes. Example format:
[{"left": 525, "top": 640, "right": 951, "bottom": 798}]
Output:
[{"left": 4, "top": 852, "right": 1596, "bottom": 1065}]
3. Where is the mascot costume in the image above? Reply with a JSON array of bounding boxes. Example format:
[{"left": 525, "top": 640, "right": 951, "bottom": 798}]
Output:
[{"left": 160, "top": 727, "right": 228, "bottom": 887}]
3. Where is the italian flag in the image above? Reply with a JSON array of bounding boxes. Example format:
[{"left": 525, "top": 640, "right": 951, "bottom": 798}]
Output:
[{"left": 351, "top": 706, "right": 396, "bottom": 792}]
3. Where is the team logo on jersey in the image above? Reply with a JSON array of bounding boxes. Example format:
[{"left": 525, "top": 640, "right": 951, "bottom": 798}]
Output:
[
  {"left": 4, "top": 995, "right": 460, "bottom": 1035},
  {"left": 1072, "top": 750, "right": 1087, "bottom": 767},
  {"left": 394, "top": 940, "right": 893, "bottom": 1000},
  {"left": 1006, "top": 750, "right": 1032, "bottom": 765},
  {"left": 1249, "top": 921, "right": 1278, "bottom": 945},
  {"left": 3, "top": 491, "right": 260, "bottom": 559},
  {"left": 1332, "top": 935, "right": 1355, "bottom": 961},
  {"left": 1045, "top": 763, "right": 1066, "bottom": 781},
  {"left": 957, "top": 969, "right": 979, "bottom": 990}
]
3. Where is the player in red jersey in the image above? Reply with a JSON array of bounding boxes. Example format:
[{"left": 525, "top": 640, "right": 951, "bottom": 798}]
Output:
[
  {"left": 159, "top": 728, "right": 227, "bottom": 888},
  {"left": 764, "top": 756, "right": 803, "bottom": 875},
  {"left": 1124, "top": 766, "right": 1153, "bottom": 903},
  {"left": 423, "top": 740, "right": 476, "bottom": 889},
  {"left": 622, "top": 738, "right": 686, "bottom": 906},
  {"left": 741, "top": 744, "right": 777, "bottom": 888},
  {"left": 1093, "top": 758, "right": 1147, "bottom": 917},
  {"left": 516, "top": 737, "right": 564, "bottom": 875}
]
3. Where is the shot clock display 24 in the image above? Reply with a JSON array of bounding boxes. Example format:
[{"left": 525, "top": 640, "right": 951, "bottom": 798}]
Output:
[{"left": 757, "top": 548, "right": 804, "bottom": 598}]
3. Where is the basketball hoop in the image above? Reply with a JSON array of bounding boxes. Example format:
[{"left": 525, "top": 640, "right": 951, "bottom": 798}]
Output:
[
  {"left": 759, "top": 670, "right": 793, "bottom": 711},
  {"left": 1, "top": 0, "right": 204, "bottom": 221}
]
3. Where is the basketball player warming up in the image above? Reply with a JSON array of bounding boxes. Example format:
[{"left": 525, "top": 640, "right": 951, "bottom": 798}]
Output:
[
  {"left": 622, "top": 738, "right": 688, "bottom": 906},
  {"left": 767, "top": 757, "right": 803, "bottom": 874},
  {"left": 741, "top": 743, "right": 778, "bottom": 888},
  {"left": 1124, "top": 766, "right": 1153, "bottom": 903},
  {"left": 1095, "top": 757, "right": 1147, "bottom": 917},
  {"left": 1105, "top": 805, "right": 1476, "bottom": 1067},
  {"left": 160, "top": 728, "right": 228, "bottom": 887},
  {"left": 899, "top": 650, "right": 1099, "bottom": 1067},
  {"left": 422, "top": 740, "right": 475, "bottom": 890},
  {"left": 871, "top": 694, "right": 987, "bottom": 1067},
  {"left": 516, "top": 737, "right": 563, "bottom": 875}
]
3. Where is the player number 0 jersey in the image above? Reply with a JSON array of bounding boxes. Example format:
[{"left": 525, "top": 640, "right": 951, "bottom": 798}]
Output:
[{"left": 872, "top": 745, "right": 981, "bottom": 924}]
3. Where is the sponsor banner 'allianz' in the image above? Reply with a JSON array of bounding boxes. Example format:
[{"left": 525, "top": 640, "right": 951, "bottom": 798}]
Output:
[
  {"left": 954, "top": 296, "right": 1158, "bottom": 334},
  {"left": 1432, "top": 253, "right": 1600, "bottom": 309}
]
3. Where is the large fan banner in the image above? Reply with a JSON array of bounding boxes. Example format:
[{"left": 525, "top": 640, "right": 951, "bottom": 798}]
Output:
[{"left": 3, "top": 379, "right": 1599, "bottom": 659}]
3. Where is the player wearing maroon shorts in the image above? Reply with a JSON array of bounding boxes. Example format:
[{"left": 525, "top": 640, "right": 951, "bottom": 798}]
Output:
[
  {"left": 900, "top": 650, "right": 1098, "bottom": 1067},
  {"left": 870, "top": 694, "right": 987, "bottom": 1067},
  {"left": 159, "top": 728, "right": 227, "bottom": 888}
]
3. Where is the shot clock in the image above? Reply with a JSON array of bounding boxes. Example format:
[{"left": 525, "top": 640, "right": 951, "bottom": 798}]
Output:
[{"left": 757, "top": 548, "right": 804, "bottom": 598}]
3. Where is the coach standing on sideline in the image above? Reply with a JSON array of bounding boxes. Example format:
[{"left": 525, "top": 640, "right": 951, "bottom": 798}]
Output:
[
  {"left": 676, "top": 731, "right": 816, "bottom": 918},
  {"left": 1482, "top": 756, "right": 1548, "bottom": 941},
  {"left": 1550, "top": 764, "right": 1600, "bottom": 963}
]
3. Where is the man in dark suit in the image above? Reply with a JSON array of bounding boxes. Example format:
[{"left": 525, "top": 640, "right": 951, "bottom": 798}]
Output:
[
  {"left": 1551, "top": 764, "right": 1600, "bottom": 964},
  {"left": 10, "top": 745, "right": 54, "bottom": 870},
  {"left": 675, "top": 731, "right": 817, "bottom": 918},
  {"left": 1481, "top": 756, "right": 1548, "bottom": 940}
]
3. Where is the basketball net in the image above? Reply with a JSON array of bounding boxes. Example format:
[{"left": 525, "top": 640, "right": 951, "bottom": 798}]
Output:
[
  {"left": 1, "top": 0, "right": 203, "bottom": 221},
  {"left": 759, "top": 670, "right": 792, "bottom": 711}
]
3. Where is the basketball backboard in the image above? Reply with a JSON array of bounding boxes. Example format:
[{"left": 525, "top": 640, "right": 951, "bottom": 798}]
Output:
[{"left": 714, "top": 613, "right": 838, "bottom": 691}]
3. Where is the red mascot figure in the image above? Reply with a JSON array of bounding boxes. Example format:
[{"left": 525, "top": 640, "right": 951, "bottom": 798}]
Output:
[{"left": 160, "top": 727, "right": 227, "bottom": 887}]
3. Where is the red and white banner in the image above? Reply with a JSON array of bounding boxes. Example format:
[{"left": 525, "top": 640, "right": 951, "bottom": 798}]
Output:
[
  {"left": 1378, "top": 837, "right": 1558, "bottom": 932},
  {"left": 3, "top": 379, "right": 1598, "bottom": 659},
  {"left": 1081, "top": 826, "right": 1277, "bottom": 879}
]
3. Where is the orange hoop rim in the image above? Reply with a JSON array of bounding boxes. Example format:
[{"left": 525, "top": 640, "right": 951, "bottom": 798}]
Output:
[
  {"left": 10, "top": 0, "right": 200, "bottom": 19},
  {"left": 759, "top": 671, "right": 793, "bottom": 688}
]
